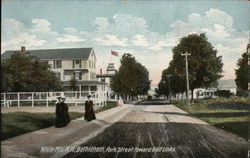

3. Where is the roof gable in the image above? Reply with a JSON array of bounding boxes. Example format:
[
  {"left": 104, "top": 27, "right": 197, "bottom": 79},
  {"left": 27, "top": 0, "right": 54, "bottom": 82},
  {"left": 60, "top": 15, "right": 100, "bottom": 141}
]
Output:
[
  {"left": 1, "top": 47, "right": 94, "bottom": 60},
  {"left": 218, "top": 80, "right": 237, "bottom": 88}
]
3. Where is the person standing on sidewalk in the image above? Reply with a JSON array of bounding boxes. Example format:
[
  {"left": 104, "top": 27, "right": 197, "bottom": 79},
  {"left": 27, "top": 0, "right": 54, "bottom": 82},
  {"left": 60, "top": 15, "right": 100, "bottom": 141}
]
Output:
[
  {"left": 117, "top": 97, "right": 124, "bottom": 107},
  {"left": 61, "top": 96, "right": 70, "bottom": 125},
  {"left": 84, "top": 95, "right": 96, "bottom": 121},
  {"left": 55, "top": 96, "right": 70, "bottom": 127}
]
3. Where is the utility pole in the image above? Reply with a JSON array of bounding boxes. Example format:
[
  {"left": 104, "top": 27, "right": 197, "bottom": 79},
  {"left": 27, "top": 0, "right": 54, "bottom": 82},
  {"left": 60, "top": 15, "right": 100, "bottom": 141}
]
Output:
[{"left": 181, "top": 52, "right": 191, "bottom": 109}]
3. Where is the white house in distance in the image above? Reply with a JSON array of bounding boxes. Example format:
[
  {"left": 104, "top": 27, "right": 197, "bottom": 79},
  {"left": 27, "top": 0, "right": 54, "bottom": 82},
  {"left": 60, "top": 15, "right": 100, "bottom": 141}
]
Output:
[
  {"left": 217, "top": 80, "right": 237, "bottom": 94},
  {"left": 96, "top": 63, "right": 117, "bottom": 100},
  {"left": 2, "top": 46, "right": 106, "bottom": 96},
  {"left": 194, "top": 80, "right": 237, "bottom": 99}
]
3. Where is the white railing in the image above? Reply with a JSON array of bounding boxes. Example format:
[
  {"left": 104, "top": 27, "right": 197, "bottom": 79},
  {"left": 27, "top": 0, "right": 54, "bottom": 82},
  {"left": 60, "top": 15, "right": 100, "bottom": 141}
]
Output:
[{"left": 1, "top": 91, "right": 107, "bottom": 107}]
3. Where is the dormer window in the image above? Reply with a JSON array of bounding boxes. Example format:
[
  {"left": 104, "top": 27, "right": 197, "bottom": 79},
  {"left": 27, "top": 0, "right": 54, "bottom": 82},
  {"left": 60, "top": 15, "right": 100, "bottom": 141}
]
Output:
[
  {"left": 73, "top": 60, "right": 81, "bottom": 68},
  {"left": 53, "top": 60, "right": 62, "bottom": 69}
]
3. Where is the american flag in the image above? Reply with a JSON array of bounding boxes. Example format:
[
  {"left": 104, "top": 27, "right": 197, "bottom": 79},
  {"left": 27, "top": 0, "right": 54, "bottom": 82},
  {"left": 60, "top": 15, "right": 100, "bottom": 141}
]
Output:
[{"left": 111, "top": 50, "right": 119, "bottom": 56}]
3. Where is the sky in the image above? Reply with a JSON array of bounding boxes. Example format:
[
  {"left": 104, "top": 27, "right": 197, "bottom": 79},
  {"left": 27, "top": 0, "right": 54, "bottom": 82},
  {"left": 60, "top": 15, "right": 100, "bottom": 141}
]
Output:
[{"left": 2, "top": 0, "right": 250, "bottom": 87}]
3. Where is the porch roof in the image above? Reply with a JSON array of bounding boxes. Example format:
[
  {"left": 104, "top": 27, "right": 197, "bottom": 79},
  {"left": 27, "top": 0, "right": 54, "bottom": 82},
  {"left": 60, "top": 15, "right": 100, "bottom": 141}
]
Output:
[{"left": 62, "top": 80, "right": 106, "bottom": 86}]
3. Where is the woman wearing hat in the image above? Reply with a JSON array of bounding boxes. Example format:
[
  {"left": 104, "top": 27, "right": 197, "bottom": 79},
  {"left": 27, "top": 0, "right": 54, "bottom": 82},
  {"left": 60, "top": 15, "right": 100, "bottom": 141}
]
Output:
[
  {"left": 55, "top": 96, "right": 70, "bottom": 127},
  {"left": 84, "top": 95, "right": 96, "bottom": 121}
]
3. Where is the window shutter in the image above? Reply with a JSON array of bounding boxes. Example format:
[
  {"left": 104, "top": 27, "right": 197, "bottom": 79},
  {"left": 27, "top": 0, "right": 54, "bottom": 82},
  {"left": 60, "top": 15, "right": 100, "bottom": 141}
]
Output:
[
  {"left": 79, "top": 72, "right": 82, "bottom": 80},
  {"left": 73, "top": 60, "right": 75, "bottom": 68}
]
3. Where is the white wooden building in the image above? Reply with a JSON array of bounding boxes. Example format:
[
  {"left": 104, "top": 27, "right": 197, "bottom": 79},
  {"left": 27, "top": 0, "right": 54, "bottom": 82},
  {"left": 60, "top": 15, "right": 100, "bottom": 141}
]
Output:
[{"left": 2, "top": 46, "right": 106, "bottom": 95}]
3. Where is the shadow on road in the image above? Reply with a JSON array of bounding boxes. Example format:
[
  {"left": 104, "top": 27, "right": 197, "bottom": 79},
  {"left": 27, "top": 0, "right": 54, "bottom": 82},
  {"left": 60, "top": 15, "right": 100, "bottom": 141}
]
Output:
[
  {"left": 64, "top": 122, "right": 248, "bottom": 158},
  {"left": 134, "top": 99, "right": 171, "bottom": 105}
]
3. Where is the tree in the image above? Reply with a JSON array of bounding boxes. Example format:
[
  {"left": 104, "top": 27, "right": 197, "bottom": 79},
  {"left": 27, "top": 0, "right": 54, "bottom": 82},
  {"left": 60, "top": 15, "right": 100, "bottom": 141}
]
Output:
[
  {"left": 214, "top": 90, "right": 233, "bottom": 98},
  {"left": 169, "top": 33, "right": 223, "bottom": 101},
  {"left": 235, "top": 44, "right": 249, "bottom": 96},
  {"left": 156, "top": 69, "right": 170, "bottom": 98},
  {"left": 1, "top": 52, "right": 63, "bottom": 92},
  {"left": 111, "top": 53, "right": 151, "bottom": 99},
  {"left": 69, "top": 78, "right": 77, "bottom": 91},
  {"left": 134, "top": 63, "right": 151, "bottom": 96},
  {"left": 157, "top": 66, "right": 185, "bottom": 98}
]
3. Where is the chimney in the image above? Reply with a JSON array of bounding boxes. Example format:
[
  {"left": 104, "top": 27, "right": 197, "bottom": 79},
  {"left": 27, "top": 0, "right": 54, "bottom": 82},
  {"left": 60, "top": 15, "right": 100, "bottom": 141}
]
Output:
[
  {"left": 21, "top": 46, "right": 26, "bottom": 52},
  {"left": 100, "top": 69, "right": 102, "bottom": 75}
]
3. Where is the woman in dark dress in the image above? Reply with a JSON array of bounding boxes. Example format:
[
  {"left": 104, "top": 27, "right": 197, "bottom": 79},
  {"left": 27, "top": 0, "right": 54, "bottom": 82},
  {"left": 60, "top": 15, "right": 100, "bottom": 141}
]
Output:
[
  {"left": 84, "top": 95, "right": 96, "bottom": 121},
  {"left": 61, "top": 96, "right": 70, "bottom": 125},
  {"left": 55, "top": 96, "right": 70, "bottom": 127}
]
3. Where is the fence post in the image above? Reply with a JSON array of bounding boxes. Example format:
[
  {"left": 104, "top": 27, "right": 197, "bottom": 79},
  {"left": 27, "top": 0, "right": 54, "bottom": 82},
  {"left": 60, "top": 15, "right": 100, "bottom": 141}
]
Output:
[
  {"left": 17, "top": 93, "right": 20, "bottom": 107},
  {"left": 3, "top": 93, "right": 6, "bottom": 107},
  {"left": 46, "top": 92, "right": 49, "bottom": 107},
  {"left": 32, "top": 93, "right": 34, "bottom": 107}
]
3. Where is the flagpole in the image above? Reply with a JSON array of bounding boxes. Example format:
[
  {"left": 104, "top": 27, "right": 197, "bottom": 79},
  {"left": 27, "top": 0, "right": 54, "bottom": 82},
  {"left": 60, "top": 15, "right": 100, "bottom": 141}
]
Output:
[
  {"left": 111, "top": 52, "right": 113, "bottom": 63},
  {"left": 110, "top": 50, "right": 112, "bottom": 63}
]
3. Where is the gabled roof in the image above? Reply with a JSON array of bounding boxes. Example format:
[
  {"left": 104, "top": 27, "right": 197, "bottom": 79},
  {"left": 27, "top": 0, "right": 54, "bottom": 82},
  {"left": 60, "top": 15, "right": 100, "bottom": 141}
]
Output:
[
  {"left": 218, "top": 80, "right": 237, "bottom": 88},
  {"left": 1, "top": 48, "right": 94, "bottom": 60}
]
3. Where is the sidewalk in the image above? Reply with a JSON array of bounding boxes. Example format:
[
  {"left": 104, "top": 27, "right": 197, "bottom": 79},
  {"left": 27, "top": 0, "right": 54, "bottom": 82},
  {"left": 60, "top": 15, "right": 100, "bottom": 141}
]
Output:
[{"left": 1, "top": 104, "right": 133, "bottom": 158}]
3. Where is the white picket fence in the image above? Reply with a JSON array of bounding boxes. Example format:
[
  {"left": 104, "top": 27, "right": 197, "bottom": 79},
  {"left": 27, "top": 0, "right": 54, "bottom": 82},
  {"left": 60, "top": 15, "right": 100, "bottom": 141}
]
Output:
[{"left": 1, "top": 91, "right": 107, "bottom": 107}]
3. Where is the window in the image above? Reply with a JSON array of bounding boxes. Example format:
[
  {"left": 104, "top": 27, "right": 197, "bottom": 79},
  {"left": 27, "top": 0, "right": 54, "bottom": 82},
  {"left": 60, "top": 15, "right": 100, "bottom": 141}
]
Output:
[
  {"left": 90, "top": 86, "right": 97, "bottom": 91},
  {"left": 73, "top": 60, "right": 81, "bottom": 68},
  {"left": 74, "top": 71, "right": 82, "bottom": 80},
  {"left": 53, "top": 60, "right": 62, "bottom": 68},
  {"left": 101, "top": 78, "right": 105, "bottom": 82},
  {"left": 42, "top": 60, "right": 49, "bottom": 65},
  {"left": 90, "top": 72, "right": 95, "bottom": 80}
]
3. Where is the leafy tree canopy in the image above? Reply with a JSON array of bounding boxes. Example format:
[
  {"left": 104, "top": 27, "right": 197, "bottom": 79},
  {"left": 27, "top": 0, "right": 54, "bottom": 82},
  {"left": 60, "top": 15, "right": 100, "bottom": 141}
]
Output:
[
  {"left": 1, "top": 52, "right": 63, "bottom": 92},
  {"left": 111, "top": 53, "right": 150, "bottom": 96},
  {"left": 170, "top": 33, "right": 223, "bottom": 99},
  {"left": 235, "top": 43, "right": 249, "bottom": 93}
]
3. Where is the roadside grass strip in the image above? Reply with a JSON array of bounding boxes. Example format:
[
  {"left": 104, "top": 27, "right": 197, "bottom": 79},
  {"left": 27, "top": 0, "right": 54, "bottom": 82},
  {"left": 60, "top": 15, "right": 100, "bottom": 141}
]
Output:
[
  {"left": 1, "top": 101, "right": 117, "bottom": 141},
  {"left": 173, "top": 97, "right": 249, "bottom": 140}
]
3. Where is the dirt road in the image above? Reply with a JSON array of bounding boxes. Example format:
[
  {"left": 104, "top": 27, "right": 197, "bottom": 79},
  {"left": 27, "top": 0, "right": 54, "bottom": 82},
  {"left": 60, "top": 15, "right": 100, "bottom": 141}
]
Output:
[{"left": 64, "top": 104, "right": 248, "bottom": 158}]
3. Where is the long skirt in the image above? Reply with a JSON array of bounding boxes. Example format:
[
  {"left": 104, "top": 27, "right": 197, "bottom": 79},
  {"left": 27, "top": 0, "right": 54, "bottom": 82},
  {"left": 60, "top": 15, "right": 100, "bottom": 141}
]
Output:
[
  {"left": 55, "top": 115, "right": 70, "bottom": 128},
  {"left": 84, "top": 106, "right": 96, "bottom": 121}
]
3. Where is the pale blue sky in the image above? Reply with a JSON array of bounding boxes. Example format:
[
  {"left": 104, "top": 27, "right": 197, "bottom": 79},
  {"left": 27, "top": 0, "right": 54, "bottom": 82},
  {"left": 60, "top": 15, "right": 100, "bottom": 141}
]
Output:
[{"left": 2, "top": 0, "right": 250, "bottom": 86}]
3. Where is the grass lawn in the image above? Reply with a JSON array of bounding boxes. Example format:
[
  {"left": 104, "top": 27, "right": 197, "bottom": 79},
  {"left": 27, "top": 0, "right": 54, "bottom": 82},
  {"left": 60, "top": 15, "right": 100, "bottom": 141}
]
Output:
[
  {"left": 1, "top": 101, "right": 117, "bottom": 141},
  {"left": 173, "top": 97, "right": 249, "bottom": 140}
]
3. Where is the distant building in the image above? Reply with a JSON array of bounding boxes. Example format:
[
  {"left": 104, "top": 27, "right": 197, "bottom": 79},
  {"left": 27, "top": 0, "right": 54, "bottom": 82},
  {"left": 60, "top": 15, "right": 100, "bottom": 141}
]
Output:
[
  {"left": 148, "top": 88, "right": 156, "bottom": 97},
  {"left": 194, "top": 88, "right": 217, "bottom": 99},
  {"left": 96, "top": 63, "right": 117, "bottom": 100},
  {"left": 193, "top": 80, "right": 236, "bottom": 99},
  {"left": 2, "top": 46, "right": 106, "bottom": 94},
  {"left": 217, "top": 80, "right": 237, "bottom": 94}
]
